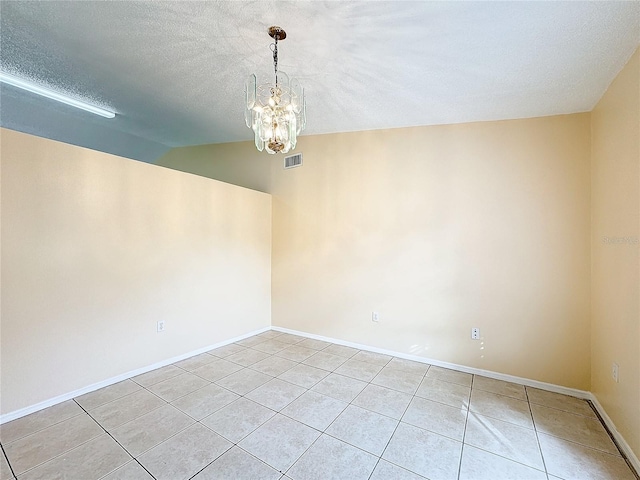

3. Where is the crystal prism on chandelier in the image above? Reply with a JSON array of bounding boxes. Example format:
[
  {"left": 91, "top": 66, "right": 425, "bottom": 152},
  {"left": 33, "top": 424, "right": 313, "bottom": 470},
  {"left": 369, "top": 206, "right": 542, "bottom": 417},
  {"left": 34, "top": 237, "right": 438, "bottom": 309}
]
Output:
[{"left": 245, "top": 26, "right": 306, "bottom": 154}]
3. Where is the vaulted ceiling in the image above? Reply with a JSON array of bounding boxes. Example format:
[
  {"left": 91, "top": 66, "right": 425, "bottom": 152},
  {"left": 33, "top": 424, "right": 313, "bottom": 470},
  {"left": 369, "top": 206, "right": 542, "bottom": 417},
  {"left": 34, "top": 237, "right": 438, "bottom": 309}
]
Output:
[{"left": 1, "top": 1, "right": 638, "bottom": 162}]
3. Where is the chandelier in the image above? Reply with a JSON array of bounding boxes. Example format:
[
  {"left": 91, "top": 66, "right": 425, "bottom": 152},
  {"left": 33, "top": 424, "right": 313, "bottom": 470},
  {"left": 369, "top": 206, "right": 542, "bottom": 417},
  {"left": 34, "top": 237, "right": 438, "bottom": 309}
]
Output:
[{"left": 245, "top": 26, "right": 306, "bottom": 154}]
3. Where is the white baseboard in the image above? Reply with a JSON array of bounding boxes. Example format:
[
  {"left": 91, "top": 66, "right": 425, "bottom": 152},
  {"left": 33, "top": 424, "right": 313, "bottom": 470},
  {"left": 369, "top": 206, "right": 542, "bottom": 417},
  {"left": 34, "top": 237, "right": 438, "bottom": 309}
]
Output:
[
  {"left": 0, "top": 326, "right": 270, "bottom": 425},
  {"left": 272, "top": 326, "right": 590, "bottom": 399},
  {"left": 589, "top": 394, "right": 640, "bottom": 476},
  {"left": 273, "top": 325, "right": 639, "bottom": 477}
]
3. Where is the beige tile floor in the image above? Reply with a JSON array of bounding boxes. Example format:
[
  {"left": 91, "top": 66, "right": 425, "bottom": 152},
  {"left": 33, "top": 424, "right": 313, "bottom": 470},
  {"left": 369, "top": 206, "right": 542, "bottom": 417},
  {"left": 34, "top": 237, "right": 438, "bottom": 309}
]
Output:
[{"left": 1, "top": 331, "right": 637, "bottom": 480}]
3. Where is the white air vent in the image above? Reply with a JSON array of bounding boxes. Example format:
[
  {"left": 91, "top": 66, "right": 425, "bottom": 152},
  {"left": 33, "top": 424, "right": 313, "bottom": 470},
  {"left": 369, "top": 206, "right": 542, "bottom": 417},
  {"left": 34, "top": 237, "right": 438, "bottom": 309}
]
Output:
[{"left": 284, "top": 153, "right": 303, "bottom": 169}]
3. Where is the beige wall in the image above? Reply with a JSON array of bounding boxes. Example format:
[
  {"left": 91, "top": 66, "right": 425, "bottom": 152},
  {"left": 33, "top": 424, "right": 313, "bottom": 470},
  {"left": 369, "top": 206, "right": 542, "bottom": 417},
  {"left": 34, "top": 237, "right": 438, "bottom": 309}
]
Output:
[
  {"left": 156, "top": 141, "right": 271, "bottom": 193},
  {"left": 591, "top": 48, "right": 640, "bottom": 457},
  {"left": 0, "top": 128, "right": 271, "bottom": 414},
  {"left": 155, "top": 115, "right": 592, "bottom": 390},
  {"left": 270, "top": 115, "right": 592, "bottom": 390}
]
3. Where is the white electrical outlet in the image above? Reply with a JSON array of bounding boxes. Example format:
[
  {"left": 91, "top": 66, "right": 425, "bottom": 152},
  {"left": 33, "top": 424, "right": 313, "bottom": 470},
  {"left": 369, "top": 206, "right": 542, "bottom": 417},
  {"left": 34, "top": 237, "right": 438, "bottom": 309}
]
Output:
[
  {"left": 157, "top": 320, "right": 165, "bottom": 333},
  {"left": 471, "top": 328, "right": 480, "bottom": 340},
  {"left": 612, "top": 362, "right": 619, "bottom": 383},
  {"left": 372, "top": 311, "right": 380, "bottom": 323}
]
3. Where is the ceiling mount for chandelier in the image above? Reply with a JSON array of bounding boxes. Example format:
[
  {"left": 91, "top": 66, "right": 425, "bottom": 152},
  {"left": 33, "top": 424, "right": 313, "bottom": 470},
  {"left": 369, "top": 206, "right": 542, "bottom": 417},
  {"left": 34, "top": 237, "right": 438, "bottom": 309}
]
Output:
[{"left": 245, "top": 26, "right": 306, "bottom": 154}]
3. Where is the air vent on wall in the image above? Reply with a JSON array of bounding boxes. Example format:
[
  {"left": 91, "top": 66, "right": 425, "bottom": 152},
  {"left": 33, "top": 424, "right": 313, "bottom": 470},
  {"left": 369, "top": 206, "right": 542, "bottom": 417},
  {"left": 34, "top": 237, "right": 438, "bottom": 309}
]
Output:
[{"left": 284, "top": 153, "right": 303, "bottom": 169}]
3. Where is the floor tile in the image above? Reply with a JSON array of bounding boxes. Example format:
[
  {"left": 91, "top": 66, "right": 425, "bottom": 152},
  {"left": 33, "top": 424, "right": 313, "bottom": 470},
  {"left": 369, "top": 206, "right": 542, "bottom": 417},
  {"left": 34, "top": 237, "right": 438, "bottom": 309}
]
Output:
[
  {"left": 459, "top": 444, "right": 547, "bottom": 480},
  {"left": 473, "top": 376, "right": 527, "bottom": 400},
  {"left": 386, "top": 357, "right": 430, "bottom": 376},
  {"left": 17, "top": 434, "right": 130, "bottom": 480},
  {"left": 100, "top": 460, "right": 155, "bottom": 480},
  {"left": 146, "top": 372, "right": 209, "bottom": 402},
  {"left": 272, "top": 333, "right": 306, "bottom": 345},
  {"left": 288, "top": 434, "right": 377, "bottom": 480},
  {"left": 132, "top": 365, "right": 183, "bottom": 387},
  {"left": 311, "top": 373, "right": 367, "bottom": 403},
  {"left": 110, "top": 404, "right": 194, "bottom": 457},
  {"left": 138, "top": 424, "right": 231, "bottom": 480},
  {"left": 353, "top": 384, "right": 412, "bottom": 420},
  {"left": 251, "top": 340, "right": 290, "bottom": 355},
  {"left": 538, "top": 433, "right": 636, "bottom": 480},
  {"left": 531, "top": 404, "right": 618, "bottom": 454},
  {"left": 256, "top": 330, "right": 285, "bottom": 340},
  {"left": 281, "top": 391, "right": 348, "bottom": 431},
  {"left": 0, "top": 400, "right": 83, "bottom": 444},
  {"left": 239, "top": 414, "right": 321, "bottom": 472},
  {"left": 235, "top": 336, "right": 268, "bottom": 348},
  {"left": 277, "top": 364, "right": 330, "bottom": 388},
  {"left": 325, "top": 405, "right": 398, "bottom": 456},
  {"left": 415, "top": 376, "right": 471, "bottom": 408},
  {"left": 369, "top": 460, "right": 427, "bottom": 479},
  {"left": 426, "top": 366, "right": 473, "bottom": 386},
  {"left": 0, "top": 451, "right": 13, "bottom": 480},
  {"left": 526, "top": 387, "right": 596, "bottom": 417},
  {"left": 174, "top": 353, "right": 218, "bottom": 372},
  {"left": 89, "top": 389, "right": 165, "bottom": 430},
  {"left": 201, "top": 398, "right": 276, "bottom": 443},
  {"left": 208, "top": 343, "right": 247, "bottom": 358},
  {"left": 171, "top": 383, "right": 239, "bottom": 420},
  {"left": 465, "top": 412, "right": 545, "bottom": 469},
  {"left": 75, "top": 380, "right": 141, "bottom": 410},
  {"left": 226, "top": 349, "right": 271, "bottom": 367},
  {"left": 322, "top": 344, "right": 359, "bottom": 358},
  {"left": 335, "top": 359, "right": 384, "bottom": 382},
  {"left": 6, "top": 333, "right": 623, "bottom": 480},
  {"left": 296, "top": 338, "right": 331, "bottom": 351},
  {"left": 351, "top": 351, "right": 392, "bottom": 366},
  {"left": 249, "top": 356, "right": 298, "bottom": 377},
  {"left": 402, "top": 396, "right": 467, "bottom": 441},
  {"left": 302, "top": 351, "right": 347, "bottom": 371},
  {"left": 245, "top": 379, "right": 307, "bottom": 411},
  {"left": 191, "top": 358, "right": 243, "bottom": 382},
  {"left": 372, "top": 367, "right": 423, "bottom": 394},
  {"left": 193, "top": 446, "right": 281, "bottom": 480},
  {"left": 5, "top": 413, "right": 103, "bottom": 475},
  {"left": 214, "top": 368, "right": 272, "bottom": 395},
  {"left": 382, "top": 422, "right": 462, "bottom": 480},
  {"left": 275, "top": 345, "right": 318, "bottom": 362},
  {"left": 469, "top": 389, "right": 534, "bottom": 429}
]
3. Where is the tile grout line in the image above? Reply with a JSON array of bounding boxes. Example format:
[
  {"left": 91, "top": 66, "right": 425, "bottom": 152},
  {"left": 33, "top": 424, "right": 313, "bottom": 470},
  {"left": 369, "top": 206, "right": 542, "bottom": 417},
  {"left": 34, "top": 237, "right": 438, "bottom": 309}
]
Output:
[
  {"left": 456, "top": 374, "right": 474, "bottom": 480},
  {"left": 2, "top": 412, "right": 121, "bottom": 479},
  {"left": 525, "top": 387, "right": 553, "bottom": 480},
  {"left": 465, "top": 381, "right": 552, "bottom": 476},
  {"left": 282, "top": 351, "right": 392, "bottom": 479},
  {"left": 0, "top": 408, "right": 86, "bottom": 446},
  {"left": 367, "top": 364, "right": 432, "bottom": 480},
  {"left": 256, "top": 343, "right": 403, "bottom": 478},
  {"left": 73, "top": 399, "right": 159, "bottom": 480},
  {"left": 586, "top": 399, "right": 640, "bottom": 480},
  {"left": 0, "top": 442, "right": 17, "bottom": 480},
  {"left": 370, "top": 363, "right": 427, "bottom": 479}
]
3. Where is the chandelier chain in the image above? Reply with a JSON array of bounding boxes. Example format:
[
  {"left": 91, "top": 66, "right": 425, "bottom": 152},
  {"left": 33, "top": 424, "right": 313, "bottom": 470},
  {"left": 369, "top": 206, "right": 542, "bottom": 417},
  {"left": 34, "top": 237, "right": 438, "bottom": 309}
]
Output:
[{"left": 271, "top": 38, "right": 279, "bottom": 86}]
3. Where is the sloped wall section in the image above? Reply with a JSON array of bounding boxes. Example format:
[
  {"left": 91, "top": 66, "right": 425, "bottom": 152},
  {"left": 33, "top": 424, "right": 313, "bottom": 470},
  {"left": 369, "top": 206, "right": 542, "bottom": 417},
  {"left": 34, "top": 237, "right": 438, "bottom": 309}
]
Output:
[{"left": 0, "top": 128, "right": 271, "bottom": 413}]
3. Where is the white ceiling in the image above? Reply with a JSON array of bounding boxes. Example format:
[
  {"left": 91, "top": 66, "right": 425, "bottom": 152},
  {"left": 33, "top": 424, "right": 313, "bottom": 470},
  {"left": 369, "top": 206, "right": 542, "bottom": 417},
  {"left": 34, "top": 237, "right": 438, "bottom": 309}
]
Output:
[{"left": 1, "top": 1, "right": 638, "bottom": 162}]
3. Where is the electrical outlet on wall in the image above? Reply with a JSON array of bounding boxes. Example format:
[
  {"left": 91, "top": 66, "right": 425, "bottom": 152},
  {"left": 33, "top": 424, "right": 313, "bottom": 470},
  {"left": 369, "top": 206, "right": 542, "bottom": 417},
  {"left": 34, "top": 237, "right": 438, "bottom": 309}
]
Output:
[
  {"left": 157, "top": 320, "right": 166, "bottom": 333},
  {"left": 471, "top": 327, "right": 480, "bottom": 340},
  {"left": 612, "top": 362, "right": 619, "bottom": 383},
  {"left": 372, "top": 311, "right": 380, "bottom": 323}
]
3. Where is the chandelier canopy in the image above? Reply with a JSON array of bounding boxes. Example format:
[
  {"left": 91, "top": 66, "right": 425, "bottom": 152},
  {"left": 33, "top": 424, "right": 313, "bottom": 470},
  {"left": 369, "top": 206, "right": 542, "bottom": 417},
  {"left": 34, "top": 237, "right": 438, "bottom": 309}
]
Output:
[{"left": 245, "top": 26, "right": 306, "bottom": 154}]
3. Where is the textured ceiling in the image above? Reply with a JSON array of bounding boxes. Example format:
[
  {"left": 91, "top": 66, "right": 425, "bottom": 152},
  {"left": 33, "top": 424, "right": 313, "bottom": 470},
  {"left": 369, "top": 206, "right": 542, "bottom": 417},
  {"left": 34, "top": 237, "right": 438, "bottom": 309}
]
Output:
[{"left": 1, "top": 1, "right": 639, "bottom": 162}]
